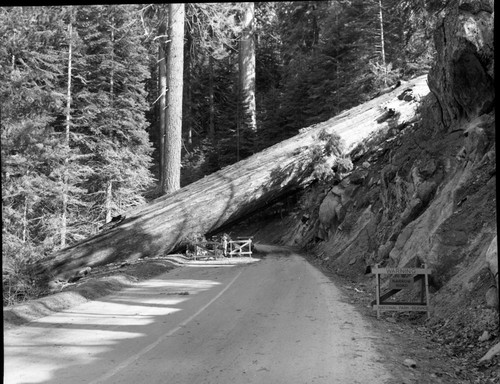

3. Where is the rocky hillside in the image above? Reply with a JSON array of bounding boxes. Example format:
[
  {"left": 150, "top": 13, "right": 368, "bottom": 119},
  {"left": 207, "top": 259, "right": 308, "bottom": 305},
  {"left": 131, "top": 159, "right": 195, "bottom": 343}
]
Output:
[{"left": 239, "top": 0, "right": 497, "bottom": 370}]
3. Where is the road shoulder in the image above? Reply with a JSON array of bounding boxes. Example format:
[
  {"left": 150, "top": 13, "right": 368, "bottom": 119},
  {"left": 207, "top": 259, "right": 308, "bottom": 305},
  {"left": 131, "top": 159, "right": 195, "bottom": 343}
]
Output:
[{"left": 302, "top": 251, "right": 468, "bottom": 384}]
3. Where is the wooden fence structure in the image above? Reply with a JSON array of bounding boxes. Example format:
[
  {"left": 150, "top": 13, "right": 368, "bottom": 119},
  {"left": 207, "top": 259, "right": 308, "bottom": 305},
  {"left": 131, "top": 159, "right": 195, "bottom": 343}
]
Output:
[
  {"left": 191, "top": 237, "right": 253, "bottom": 260},
  {"left": 227, "top": 238, "right": 253, "bottom": 258}
]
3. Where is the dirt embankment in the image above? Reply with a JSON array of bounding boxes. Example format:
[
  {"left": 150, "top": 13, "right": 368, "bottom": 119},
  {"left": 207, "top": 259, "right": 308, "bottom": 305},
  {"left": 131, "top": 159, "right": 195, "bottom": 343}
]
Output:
[
  {"left": 3, "top": 257, "right": 177, "bottom": 329},
  {"left": 4, "top": 253, "right": 260, "bottom": 330}
]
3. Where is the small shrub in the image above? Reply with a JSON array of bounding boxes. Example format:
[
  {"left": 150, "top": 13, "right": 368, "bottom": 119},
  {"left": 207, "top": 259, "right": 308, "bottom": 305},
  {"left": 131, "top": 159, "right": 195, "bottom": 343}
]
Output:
[
  {"left": 179, "top": 232, "right": 207, "bottom": 255},
  {"left": 3, "top": 244, "right": 46, "bottom": 307},
  {"left": 317, "top": 129, "right": 344, "bottom": 156}
]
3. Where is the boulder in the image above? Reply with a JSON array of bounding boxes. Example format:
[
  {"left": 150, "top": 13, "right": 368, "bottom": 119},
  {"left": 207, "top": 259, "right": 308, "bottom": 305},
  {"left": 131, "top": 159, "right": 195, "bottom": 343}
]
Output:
[
  {"left": 377, "top": 240, "right": 395, "bottom": 262},
  {"left": 318, "top": 191, "right": 344, "bottom": 240},
  {"left": 416, "top": 181, "right": 437, "bottom": 205},
  {"left": 427, "top": 0, "right": 494, "bottom": 127},
  {"left": 462, "top": 118, "right": 490, "bottom": 163},
  {"left": 418, "top": 159, "right": 437, "bottom": 179},
  {"left": 485, "top": 286, "right": 498, "bottom": 309},
  {"left": 401, "top": 198, "right": 423, "bottom": 226}
]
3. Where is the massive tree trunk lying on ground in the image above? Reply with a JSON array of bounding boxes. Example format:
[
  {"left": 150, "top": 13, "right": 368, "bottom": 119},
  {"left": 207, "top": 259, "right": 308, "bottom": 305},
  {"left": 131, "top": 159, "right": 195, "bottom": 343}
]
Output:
[{"left": 39, "top": 76, "right": 429, "bottom": 280}]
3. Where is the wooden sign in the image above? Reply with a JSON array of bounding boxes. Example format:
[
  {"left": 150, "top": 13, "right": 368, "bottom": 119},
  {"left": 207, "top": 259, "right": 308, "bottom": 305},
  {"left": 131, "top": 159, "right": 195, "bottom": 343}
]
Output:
[
  {"left": 371, "top": 263, "right": 431, "bottom": 319},
  {"left": 388, "top": 276, "right": 414, "bottom": 290},
  {"left": 375, "top": 304, "right": 428, "bottom": 311}
]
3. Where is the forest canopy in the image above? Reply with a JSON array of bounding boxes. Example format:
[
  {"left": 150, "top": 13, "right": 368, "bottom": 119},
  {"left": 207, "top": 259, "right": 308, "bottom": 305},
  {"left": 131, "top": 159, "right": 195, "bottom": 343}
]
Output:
[{"left": 1, "top": 2, "right": 435, "bottom": 305}]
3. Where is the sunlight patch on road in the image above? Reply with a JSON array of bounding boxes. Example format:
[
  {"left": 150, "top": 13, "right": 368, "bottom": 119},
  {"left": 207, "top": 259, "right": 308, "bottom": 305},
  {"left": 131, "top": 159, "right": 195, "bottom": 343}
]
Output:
[
  {"left": 4, "top": 277, "right": 224, "bottom": 384},
  {"left": 143, "top": 278, "right": 222, "bottom": 290},
  {"left": 4, "top": 329, "right": 138, "bottom": 384}
]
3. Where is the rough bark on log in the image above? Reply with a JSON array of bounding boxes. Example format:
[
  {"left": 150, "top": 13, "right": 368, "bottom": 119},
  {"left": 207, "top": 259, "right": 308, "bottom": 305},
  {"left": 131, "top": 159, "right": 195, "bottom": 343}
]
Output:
[{"left": 39, "top": 76, "right": 429, "bottom": 281}]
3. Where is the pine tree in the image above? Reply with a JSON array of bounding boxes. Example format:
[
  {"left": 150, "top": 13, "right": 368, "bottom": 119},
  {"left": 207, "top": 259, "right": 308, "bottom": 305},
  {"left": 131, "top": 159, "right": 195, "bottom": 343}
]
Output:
[
  {"left": 176, "top": 3, "right": 243, "bottom": 176},
  {"left": 1, "top": 6, "right": 79, "bottom": 252},
  {"left": 72, "top": 5, "right": 154, "bottom": 222},
  {"left": 2, "top": 5, "right": 155, "bottom": 292},
  {"left": 1, "top": 6, "right": 92, "bottom": 302}
]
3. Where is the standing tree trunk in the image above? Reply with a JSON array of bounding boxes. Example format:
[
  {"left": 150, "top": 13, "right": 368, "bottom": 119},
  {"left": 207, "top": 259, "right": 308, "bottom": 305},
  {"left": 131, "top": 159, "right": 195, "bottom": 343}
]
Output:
[
  {"left": 208, "top": 54, "right": 215, "bottom": 144},
  {"left": 378, "top": 0, "right": 387, "bottom": 87},
  {"left": 184, "top": 31, "right": 193, "bottom": 148},
  {"left": 110, "top": 16, "right": 115, "bottom": 106},
  {"left": 22, "top": 198, "right": 28, "bottom": 243},
  {"left": 105, "top": 17, "right": 115, "bottom": 224},
  {"left": 238, "top": 2, "right": 257, "bottom": 134},
  {"left": 158, "top": 19, "right": 167, "bottom": 184},
  {"left": 61, "top": 16, "right": 73, "bottom": 248},
  {"left": 236, "top": 53, "right": 241, "bottom": 161},
  {"left": 162, "top": 3, "right": 185, "bottom": 194},
  {"left": 105, "top": 181, "right": 113, "bottom": 223}
]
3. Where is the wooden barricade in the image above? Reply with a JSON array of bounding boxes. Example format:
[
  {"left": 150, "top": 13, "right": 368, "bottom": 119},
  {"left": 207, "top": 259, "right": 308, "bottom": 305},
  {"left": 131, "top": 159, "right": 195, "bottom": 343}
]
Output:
[
  {"left": 189, "top": 236, "right": 253, "bottom": 259},
  {"left": 371, "top": 264, "right": 431, "bottom": 319},
  {"left": 227, "top": 238, "right": 253, "bottom": 258}
]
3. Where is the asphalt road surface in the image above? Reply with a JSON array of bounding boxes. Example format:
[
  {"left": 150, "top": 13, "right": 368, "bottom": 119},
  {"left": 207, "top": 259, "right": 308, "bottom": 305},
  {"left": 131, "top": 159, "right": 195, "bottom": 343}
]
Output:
[{"left": 4, "top": 247, "right": 395, "bottom": 384}]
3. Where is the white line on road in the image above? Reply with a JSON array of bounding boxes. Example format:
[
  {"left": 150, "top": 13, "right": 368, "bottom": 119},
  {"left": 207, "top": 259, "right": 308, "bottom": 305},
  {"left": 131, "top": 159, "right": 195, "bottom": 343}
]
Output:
[{"left": 88, "top": 269, "right": 243, "bottom": 384}]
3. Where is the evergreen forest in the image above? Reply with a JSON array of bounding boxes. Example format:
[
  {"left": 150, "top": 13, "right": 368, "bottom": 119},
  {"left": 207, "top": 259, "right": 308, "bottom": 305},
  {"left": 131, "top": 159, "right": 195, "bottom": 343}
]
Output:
[{"left": 1, "top": 2, "right": 435, "bottom": 305}]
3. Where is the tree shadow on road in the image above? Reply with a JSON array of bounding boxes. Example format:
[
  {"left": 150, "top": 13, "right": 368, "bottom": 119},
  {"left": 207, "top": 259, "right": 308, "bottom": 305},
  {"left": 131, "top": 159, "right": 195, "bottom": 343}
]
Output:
[{"left": 4, "top": 270, "right": 229, "bottom": 384}]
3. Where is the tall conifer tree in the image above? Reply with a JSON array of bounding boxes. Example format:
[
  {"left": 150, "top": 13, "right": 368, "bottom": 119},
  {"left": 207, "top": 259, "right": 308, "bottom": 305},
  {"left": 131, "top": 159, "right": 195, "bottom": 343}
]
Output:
[
  {"left": 237, "top": 2, "right": 257, "bottom": 161},
  {"left": 73, "top": 5, "right": 154, "bottom": 221},
  {"left": 162, "top": 3, "right": 185, "bottom": 194}
]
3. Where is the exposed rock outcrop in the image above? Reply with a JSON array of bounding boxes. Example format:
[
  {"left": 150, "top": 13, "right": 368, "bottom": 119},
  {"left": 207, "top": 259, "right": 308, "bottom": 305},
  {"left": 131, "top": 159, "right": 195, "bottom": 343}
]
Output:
[
  {"left": 310, "top": 0, "right": 496, "bottom": 317},
  {"left": 427, "top": 0, "right": 494, "bottom": 126}
]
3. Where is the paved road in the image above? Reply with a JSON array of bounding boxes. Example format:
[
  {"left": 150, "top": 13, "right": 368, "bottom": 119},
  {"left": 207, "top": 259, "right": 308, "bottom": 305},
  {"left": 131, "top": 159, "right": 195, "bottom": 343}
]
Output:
[{"left": 4, "top": 247, "right": 394, "bottom": 384}]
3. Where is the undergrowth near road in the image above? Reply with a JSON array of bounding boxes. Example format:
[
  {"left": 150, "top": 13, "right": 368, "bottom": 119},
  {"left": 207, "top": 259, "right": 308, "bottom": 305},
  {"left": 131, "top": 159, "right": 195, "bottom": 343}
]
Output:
[
  {"left": 3, "top": 256, "right": 178, "bottom": 328},
  {"left": 2, "top": 247, "right": 47, "bottom": 307}
]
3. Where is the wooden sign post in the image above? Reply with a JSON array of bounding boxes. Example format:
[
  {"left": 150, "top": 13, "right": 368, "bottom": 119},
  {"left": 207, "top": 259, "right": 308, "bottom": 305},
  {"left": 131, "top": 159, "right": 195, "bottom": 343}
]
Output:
[{"left": 372, "top": 264, "right": 431, "bottom": 319}]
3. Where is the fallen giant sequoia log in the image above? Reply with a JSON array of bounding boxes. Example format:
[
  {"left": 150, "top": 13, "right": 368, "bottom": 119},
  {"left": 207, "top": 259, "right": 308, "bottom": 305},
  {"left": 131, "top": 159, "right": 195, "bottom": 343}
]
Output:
[{"left": 40, "top": 75, "right": 429, "bottom": 280}]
